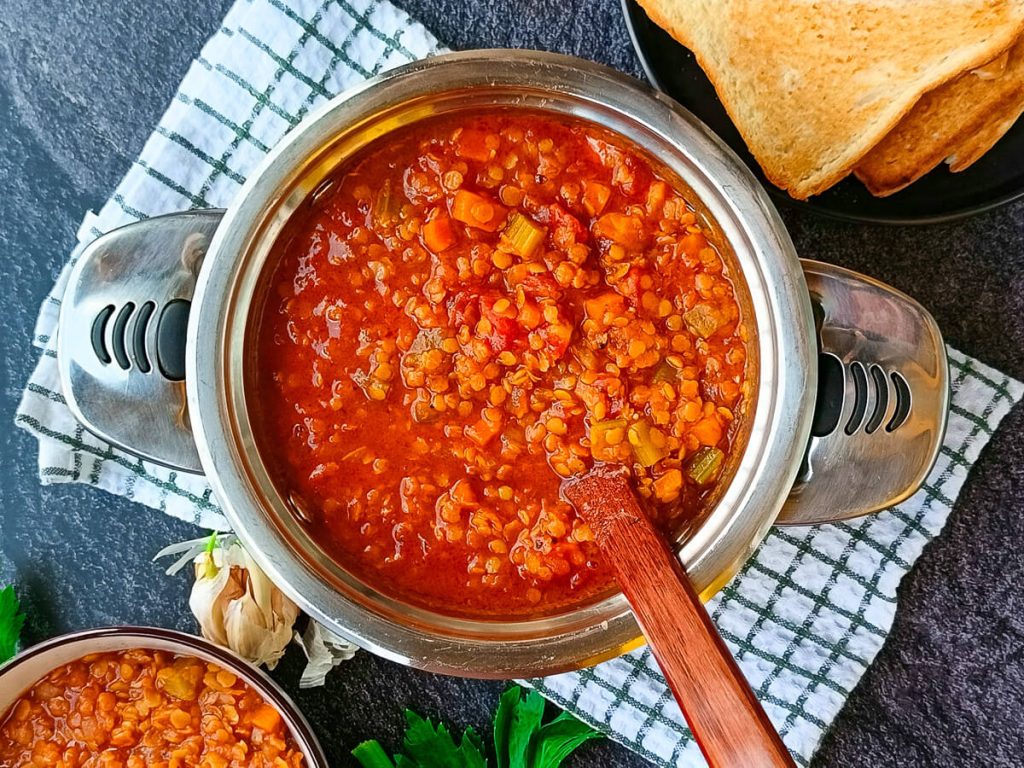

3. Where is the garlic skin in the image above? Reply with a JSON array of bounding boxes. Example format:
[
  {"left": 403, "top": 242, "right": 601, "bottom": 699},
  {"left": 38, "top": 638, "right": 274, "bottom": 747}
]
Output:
[
  {"left": 294, "top": 620, "right": 359, "bottom": 688},
  {"left": 189, "top": 539, "right": 300, "bottom": 669}
]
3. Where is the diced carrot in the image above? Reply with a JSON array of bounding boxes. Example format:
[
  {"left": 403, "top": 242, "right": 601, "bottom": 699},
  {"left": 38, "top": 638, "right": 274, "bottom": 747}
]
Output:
[
  {"left": 680, "top": 232, "right": 708, "bottom": 258},
  {"left": 593, "top": 212, "right": 647, "bottom": 249},
  {"left": 456, "top": 129, "right": 492, "bottom": 162},
  {"left": 690, "top": 416, "right": 723, "bottom": 446},
  {"left": 582, "top": 180, "right": 612, "bottom": 217},
  {"left": 422, "top": 212, "right": 456, "bottom": 252},
  {"left": 451, "top": 190, "right": 507, "bottom": 232},
  {"left": 251, "top": 704, "right": 282, "bottom": 733},
  {"left": 646, "top": 181, "right": 669, "bottom": 215},
  {"left": 584, "top": 292, "right": 626, "bottom": 323},
  {"left": 517, "top": 300, "right": 543, "bottom": 330},
  {"left": 544, "top": 204, "right": 587, "bottom": 249},
  {"left": 653, "top": 468, "right": 683, "bottom": 502},
  {"left": 465, "top": 416, "right": 501, "bottom": 446}
]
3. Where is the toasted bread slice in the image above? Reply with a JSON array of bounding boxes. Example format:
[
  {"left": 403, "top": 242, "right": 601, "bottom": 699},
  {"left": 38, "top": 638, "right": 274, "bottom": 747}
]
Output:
[
  {"left": 636, "top": 0, "right": 1024, "bottom": 199},
  {"left": 946, "top": 92, "right": 1024, "bottom": 172},
  {"left": 973, "top": 50, "right": 1011, "bottom": 79},
  {"left": 855, "top": 38, "right": 1024, "bottom": 196}
]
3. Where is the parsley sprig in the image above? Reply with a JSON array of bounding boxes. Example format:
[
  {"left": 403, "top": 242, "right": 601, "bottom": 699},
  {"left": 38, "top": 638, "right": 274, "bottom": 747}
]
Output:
[
  {"left": 0, "top": 585, "right": 25, "bottom": 665},
  {"left": 353, "top": 686, "right": 600, "bottom": 768}
]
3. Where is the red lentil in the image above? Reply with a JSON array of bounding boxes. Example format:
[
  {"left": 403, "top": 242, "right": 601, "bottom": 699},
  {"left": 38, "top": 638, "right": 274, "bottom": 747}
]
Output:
[
  {"left": 0, "top": 650, "right": 304, "bottom": 768},
  {"left": 256, "top": 111, "right": 751, "bottom": 615}
]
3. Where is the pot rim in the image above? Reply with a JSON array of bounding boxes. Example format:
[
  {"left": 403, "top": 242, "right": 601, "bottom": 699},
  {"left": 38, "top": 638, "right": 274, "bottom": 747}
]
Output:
[{"left": 187, "top": 49, "right": 816, "bottom": 677}]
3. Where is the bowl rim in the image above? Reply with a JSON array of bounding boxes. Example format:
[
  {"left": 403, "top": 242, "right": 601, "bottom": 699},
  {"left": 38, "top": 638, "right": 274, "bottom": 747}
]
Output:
[{"left": 0, "top": 626, "right": 328, "bottom": 767}]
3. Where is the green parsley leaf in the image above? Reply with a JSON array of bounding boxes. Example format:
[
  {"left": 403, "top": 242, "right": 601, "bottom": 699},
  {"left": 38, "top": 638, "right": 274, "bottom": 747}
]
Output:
[
  {"left": 493, "top": 687, "right": 600, "bottom": 768},
  {"left": 531, "top": 713, "right": 603, "bottom": 768},
  {"left": 493, "top": 687, "right": 521, "bottom": 768},
  {"left": 352, "top": 686, "right": 599, "bottom": 768},
  {"left": 505, "top": 689, "right": 545, "bottom": 768},
  {"left": 352, "top": 740, "right": 397, "bottom": 768},
  {"left": 0, "top": 585, "right": 25, "bottom": 665},
  {"left": 352, "top": 710, "right": 487, "bottom": 768}
]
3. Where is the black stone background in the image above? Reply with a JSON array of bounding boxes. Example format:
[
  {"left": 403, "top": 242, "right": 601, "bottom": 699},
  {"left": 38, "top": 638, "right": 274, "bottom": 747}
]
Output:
[{"left": 1, "top": 1, "right": 1023, "bottom": 766}]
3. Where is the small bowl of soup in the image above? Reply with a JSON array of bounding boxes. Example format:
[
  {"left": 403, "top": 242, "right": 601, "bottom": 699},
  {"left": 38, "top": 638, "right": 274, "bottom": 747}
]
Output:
[{"left": 0, "top": 627, "right": 326, "bottom": 768}]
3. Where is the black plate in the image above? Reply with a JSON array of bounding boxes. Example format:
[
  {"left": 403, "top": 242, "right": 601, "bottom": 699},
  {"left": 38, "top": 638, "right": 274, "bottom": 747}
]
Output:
[{"left": 622, "top": 0, "right": 1024, "bottom": 224}]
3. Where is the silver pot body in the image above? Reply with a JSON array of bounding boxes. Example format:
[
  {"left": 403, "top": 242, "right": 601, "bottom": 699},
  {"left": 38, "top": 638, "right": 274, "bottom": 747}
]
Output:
[{"left": 56, "top": 51, "right": 948, "bottom": 677}]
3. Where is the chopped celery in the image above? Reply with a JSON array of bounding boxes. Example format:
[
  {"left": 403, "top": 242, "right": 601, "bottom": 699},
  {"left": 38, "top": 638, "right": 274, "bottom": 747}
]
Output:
[
  {"left": 686, "top": 446, "right": 724, "bottom": 485},
  {"left": 683, "top": 303, "right": 722, "bottom": 339},
  {"left": 652, "top": 359, "right": 678, "bottom": 384},
  {"left": 627, "top": 419, "right": 667, "bottom": 467},
  {"left": 501, "top": 211, "right": 547, "bottom": 257},
  {"left": 374, "top": 180, "right": 401, "bottom": 226}
]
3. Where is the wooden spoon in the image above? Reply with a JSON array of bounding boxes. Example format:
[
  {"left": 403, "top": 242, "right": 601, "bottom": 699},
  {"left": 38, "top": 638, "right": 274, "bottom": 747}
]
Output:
[{"left": 563, "top": 464, "right": 795, "bottom": 768}]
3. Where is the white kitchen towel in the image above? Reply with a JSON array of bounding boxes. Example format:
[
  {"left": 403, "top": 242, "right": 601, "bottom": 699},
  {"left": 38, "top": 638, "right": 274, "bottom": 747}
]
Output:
[{"left": 14, "top": 1, "right": 1024, "bottom": 766}]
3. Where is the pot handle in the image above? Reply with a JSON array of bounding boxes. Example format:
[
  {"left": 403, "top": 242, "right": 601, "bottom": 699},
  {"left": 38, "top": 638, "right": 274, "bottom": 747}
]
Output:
[
  {"left": 57, "top": 210, "right": 225, "bottom": 474},
  {"left": 775, "top": 260, "right": 950, "bottom": 526},
  {"left": 59, "top": 220, "right": 950, "bottom": 521}
]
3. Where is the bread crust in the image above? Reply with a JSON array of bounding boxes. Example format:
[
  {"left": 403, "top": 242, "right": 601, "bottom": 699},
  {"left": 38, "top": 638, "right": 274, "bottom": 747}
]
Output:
[
  {"left": 636, "top": 0, "right": 1024, "bottom": 199},
  {"left": 855, "top": 38, "right": 1024, "bottom": 196},
  {"left": 947, "top": 94, "right": 1024, "bottom": 172}
]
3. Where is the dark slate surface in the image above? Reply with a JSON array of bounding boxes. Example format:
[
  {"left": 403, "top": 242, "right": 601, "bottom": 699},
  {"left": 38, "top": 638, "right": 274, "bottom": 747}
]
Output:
[{"left": 1, "top": 1, "right": 1022, "bottom": 766}]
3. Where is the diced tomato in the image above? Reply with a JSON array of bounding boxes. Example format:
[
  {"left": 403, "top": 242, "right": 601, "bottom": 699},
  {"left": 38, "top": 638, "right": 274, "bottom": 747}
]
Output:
[
  {"left": 615, "top": 265, "right": 650, "bottom": 306},
  {"left": 504, "top": 263, "right": 561, "bottom": 300},
  {"left": 448, "top": 292, "right": 479, "bottom": 328},
  {"left": 612, "top": 154, "right": 653, "bottom": 196},
  {"left": 646, "top": 181, "right": 669, "bottom": 216},
  {"left": 519, "top": 271, "right": 560, "bottom": 298},
  {"left": 575, "top": 373, "right": 623, "bottom": 416},
  {"left": 480, "top": 295, "right": 526, "bottom": 352},
  {"left": 455, "top": 129, "right": 492, "bottom": 163},
  {"left": 584, "top": 136, "right": 625, "bottom": 169},
  {"left": 539, "top": 203, "right": 587, "bottom": 249}
]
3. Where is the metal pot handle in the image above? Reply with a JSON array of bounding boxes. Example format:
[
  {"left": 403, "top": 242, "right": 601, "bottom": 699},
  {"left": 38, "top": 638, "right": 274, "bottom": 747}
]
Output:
[
  {"left": 776, "top": 260, "right": 949, "bottom": 525},
  {"left": 57, "top": 218, "right": 949, "bottom": 524},
  {"left": 57, "top": 210, "right": 224, "bottom": 473}
]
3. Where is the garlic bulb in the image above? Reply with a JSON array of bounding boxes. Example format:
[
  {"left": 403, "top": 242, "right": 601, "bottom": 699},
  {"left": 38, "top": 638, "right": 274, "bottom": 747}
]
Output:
[
  {"left": 156, "top": 534, "right": 299, "bottom": 669},
  {"left": 190, "top": 539, "right": 300, "bottom": 669}
]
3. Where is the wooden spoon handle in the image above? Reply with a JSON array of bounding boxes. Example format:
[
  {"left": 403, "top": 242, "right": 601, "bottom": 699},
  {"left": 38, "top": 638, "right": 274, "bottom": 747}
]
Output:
[{"left": 564, "top": 466, "right": 795, "bottom": 768}]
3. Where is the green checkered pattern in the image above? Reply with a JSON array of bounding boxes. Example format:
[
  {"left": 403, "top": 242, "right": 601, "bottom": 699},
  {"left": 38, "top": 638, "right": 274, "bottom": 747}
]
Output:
[
  {"left": 14, "top": 1, "right": 1024, "bottom": 765},
  {"left": 17, "top": 0, "right": 440, "bottom": 531},
  {"left": 527, "top": 350, "right": 1022, "bottom": 766}
]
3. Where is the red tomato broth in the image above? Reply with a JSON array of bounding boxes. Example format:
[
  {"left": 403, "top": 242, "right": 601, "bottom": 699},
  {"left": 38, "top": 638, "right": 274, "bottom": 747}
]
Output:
[{"left": 253, "top": 111, "right": 753, "bottom": 617}]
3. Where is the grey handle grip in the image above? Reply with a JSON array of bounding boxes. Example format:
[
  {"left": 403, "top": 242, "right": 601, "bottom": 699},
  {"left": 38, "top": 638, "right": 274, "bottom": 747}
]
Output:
[{"left": 57, "top": 210, "right": 225, "bottom": 474}]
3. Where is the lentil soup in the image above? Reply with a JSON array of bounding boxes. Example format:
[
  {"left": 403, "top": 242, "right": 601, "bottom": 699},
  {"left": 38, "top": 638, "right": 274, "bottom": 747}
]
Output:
[
  {"left": 254, "top": 111, "right": 752, "bottom": 616},
  {"left": 0, "top": 649, "right": 305, "bottom": 768}
]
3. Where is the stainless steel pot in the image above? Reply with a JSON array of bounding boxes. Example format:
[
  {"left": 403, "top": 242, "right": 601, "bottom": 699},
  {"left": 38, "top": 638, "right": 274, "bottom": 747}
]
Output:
[{"left": 55, "top": 50, "right": 949, "bottom": 678}]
